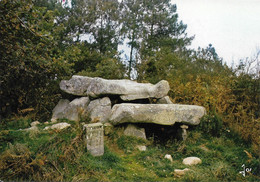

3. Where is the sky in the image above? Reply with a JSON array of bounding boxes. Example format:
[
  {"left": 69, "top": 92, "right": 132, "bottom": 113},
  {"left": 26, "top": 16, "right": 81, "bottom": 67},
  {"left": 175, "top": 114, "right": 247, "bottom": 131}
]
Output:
[{"left": 173, "top": 0, "right": 260, "bottom": 66}]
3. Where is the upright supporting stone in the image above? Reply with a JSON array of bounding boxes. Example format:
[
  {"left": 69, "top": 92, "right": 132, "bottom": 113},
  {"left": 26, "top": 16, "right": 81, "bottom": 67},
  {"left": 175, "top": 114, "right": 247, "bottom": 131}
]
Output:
[
  {"left": 84, "top": 123, "right": 104, "bottom": 156},
  {"left": 124, "top": 124, "right": 146, "bottom": 140},
  {"left": 180, "top": 125, "right": 189, "bottom": 141}
]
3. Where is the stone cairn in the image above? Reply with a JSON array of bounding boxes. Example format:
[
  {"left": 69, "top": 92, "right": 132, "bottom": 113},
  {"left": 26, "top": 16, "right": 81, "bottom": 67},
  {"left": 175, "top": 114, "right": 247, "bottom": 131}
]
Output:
[{"left": 52, "top": 75, "right": 206, "bottom": 156}]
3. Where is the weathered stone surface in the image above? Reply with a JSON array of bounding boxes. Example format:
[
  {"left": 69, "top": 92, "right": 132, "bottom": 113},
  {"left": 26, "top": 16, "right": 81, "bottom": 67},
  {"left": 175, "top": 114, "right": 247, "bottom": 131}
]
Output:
[
  {"left": 180, "top": 128, "right": 188, "bottom": 141},
  {"left": 87, "top": 97, "right": 111, "bottom": 123},
  {"left": 44, "top": 122, "right": 71, "bottom": 131},
  {"left": 60, "top": 76, "right": 170, "bottom": 101},
  {"left": 64, "top": 97, "right": 90, "bottom": 121},
  {"left": 181, "top": 125, "right": 189, "bottom": 129},
  {"left": 124, "top": 124, "right": 146, "bottom": 140},
  {"left": 60, "top": 75, "right": 93, "bottom": 96},
  {"left": 84, "top": 123, "right": 104, "bottom": 156},
  {"left": 137, "top": 145, "right": 147, "bottom": 151},
  {"left": 177, "top": 125, "right": 189, "bottom": 141},
  {"left": 173, "top": 168, "right": 190, "bottom": 177},
  {"left": 88, "top": 78, "right": 170, "bottom": 101},
  {"left": 24, "top": 126, "right": 38, "bottom": 132},
  {"left": 157, "top": 96, "right": 173, "bottom": 104},
  {"left": 52, "top": 99, "right": 70, "bottom": 122},
  {"left": 31, "top": 121, "right": 40, "bottom": 127},
  {"left": 52, "top": 97, "right": 90, "bottom": 122},
  {"left": 164, "top": 154, "right": 173, "bottom": 162},
  {"left": 110, "top": 104, "right": 206, "bottom": 126},
  {"left": 182, "top": 157, "right": 202, "bottom": 166}
]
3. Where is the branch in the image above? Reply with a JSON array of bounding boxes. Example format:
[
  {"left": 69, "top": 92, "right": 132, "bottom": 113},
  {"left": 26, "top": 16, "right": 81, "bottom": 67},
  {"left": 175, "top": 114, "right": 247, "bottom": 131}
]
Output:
[{"left": 16, "top": 15, "right": 37, "bottom": 36}]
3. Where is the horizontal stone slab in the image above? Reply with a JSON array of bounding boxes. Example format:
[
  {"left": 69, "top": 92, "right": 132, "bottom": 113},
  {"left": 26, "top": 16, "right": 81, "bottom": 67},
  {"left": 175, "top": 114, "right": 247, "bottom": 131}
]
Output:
[
  {"left": 60, "top": 75, "right": 93, "bottom": 96},
  {"left": 109, "top": 104, "right": 206, "bottom": 126},
  {"left": 60, "top": 75, "right": 170, "bottom": 101}
]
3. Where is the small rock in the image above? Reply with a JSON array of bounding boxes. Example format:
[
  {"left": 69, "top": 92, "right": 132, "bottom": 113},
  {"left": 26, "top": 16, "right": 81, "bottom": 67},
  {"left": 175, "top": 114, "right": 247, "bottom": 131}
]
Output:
[
  {"left": 173, "top": 168, "right": 190, "bottom": 177},
  {"left": 31, "top": 121, "right": 40, "bottom": 127},
  {"left": 157, "top": 96, "right": 173, "bottom": 104},
  {"left": 164, "top": 154, "right": 173, "bottom": 162},
  {"left": 137, "top": 145, "right": 147, "bottom": 151},
  {"left": 44, "top": 121, "right": 49, "bottom": 125},
  {"left": 24, "top": 126, "right": 38, "bottom": 132},
  {"left": 182, "top": 157, "right": 202, "bottom": 166},
  {"left": 44, "top": 126, "right": 50, "bottom": 130},
  {"left": 44, "top": 122, "right": 71, "bottom": 131},
  {"left": 51, "top": 118, "right": 57, "bottom": 123}
]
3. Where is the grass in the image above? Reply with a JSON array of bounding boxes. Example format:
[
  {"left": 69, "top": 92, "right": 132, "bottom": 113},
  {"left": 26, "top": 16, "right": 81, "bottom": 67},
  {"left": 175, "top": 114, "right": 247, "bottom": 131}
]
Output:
[{"left": 0, "top": 117, "right": 259, "bottom": 181}]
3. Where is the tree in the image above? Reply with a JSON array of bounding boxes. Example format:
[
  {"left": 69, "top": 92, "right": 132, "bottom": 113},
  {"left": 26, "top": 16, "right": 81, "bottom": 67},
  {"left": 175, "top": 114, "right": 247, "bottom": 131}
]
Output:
[
  {"left": 233, "top": 49, "right": 260, "bottom": 118},
  {"left": 86, "top": 0, "right": 121, "bottom": 56},
  {"left": 67, "top": 0, "right": 92, "bottom": 42},
  {"left": 190, "top": 44, "right": 229, "bottom": 77},
  {"left": 0, "top": 0, "right": 72, "bottom": 119},
  {"left": 121, "top": 0, "right": 144, "bottom": 78},
  {"left": 140, "top": 0, "right": 192, "bottom": 57},
  {"left": 131, "top": 0, "right": 194, "bottom": 80}
]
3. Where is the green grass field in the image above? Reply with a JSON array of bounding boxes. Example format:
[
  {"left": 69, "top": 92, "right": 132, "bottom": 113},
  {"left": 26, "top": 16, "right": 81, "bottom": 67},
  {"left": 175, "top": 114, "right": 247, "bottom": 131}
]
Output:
[{"left": 0, "top": 117, "right": 259, "bottom": 181}]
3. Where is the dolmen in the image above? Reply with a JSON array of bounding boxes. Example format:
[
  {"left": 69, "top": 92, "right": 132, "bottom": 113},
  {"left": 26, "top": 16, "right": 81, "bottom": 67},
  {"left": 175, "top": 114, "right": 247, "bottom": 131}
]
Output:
[{"left": 52, "top": 75, "right": 206, "bottom": 138}]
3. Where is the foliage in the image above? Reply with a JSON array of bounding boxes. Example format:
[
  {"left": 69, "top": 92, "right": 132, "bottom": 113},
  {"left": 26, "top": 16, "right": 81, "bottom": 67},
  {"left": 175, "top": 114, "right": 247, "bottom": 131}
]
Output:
[
  {"left": 121, "top": 0, "right": 144, "bottom": 78},
  {"left": 78, "top": 58, "right": 126, "bottom": 79},
  {"left": 0, "top": 0, "right": 259, "bottom": 161},
  {"left": 0, "top": 0, "right": 73, "bottom": 120},
  {"left": 0, "top": 121, "right": 259, "bottom": 181},
  {"left": 199, "top": 113, "right": 223, "bottom": 137},
  {"left": 137, "top": 44, "right": 259, "bottom": 155},
  {"left": 140, "top": 0, "right": 193, "bottom": 55}
]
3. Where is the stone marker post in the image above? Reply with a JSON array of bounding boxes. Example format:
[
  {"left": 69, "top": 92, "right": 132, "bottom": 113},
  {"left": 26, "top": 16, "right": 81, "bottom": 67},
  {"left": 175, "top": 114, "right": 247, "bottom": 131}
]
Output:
[
  {"left": 84, "top": 123, "right": 104, "bottom": 156},
  {"left": 180, "top": 125, "right": 188, "bottom": 141}
]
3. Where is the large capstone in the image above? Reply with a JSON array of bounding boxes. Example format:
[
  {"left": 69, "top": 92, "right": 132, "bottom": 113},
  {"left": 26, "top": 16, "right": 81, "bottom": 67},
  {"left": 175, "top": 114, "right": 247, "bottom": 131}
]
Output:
[
  {"left": 60, "top": 75, "right": 93, "bottom": 96},
  {"left": 60, "top": 76, "right": 170, "bottom": 101},
  {"left": 109, "top": 104, "right": 206, "bottom": 126}
]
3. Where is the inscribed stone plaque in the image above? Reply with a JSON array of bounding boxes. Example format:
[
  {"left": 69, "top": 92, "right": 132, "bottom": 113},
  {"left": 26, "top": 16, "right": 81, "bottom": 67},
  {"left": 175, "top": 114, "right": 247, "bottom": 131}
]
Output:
[{"left": 84, "top": 123, "right": 104, "bottom": 156}]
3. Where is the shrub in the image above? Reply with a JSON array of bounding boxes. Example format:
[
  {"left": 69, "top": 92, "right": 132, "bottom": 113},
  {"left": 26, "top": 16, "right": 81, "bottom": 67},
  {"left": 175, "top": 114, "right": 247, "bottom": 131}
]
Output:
[{"left": 199, "top": 113, "right": 223, "bottom": 137}]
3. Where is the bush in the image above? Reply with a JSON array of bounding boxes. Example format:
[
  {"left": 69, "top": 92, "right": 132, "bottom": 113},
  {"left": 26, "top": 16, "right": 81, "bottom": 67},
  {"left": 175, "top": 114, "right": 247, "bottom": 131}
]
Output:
[{"left": 199, "top": 113, "right": 223, "bottom": 137}]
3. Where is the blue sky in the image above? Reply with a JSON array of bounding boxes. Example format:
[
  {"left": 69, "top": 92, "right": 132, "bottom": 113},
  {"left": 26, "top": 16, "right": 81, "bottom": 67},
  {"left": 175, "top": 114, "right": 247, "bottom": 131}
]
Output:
[{"left": 173, "top": 0, "right": 260, "bottom": 66}]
